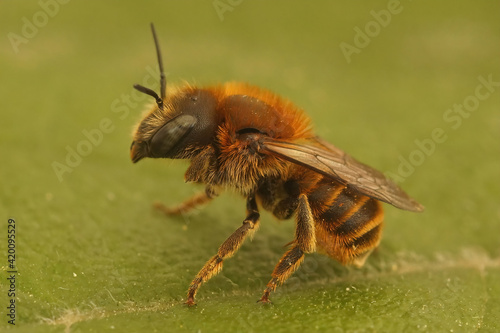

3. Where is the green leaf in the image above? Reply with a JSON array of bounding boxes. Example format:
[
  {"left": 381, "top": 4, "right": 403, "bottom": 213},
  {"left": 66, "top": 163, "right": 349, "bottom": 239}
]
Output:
[{"left": 1, "top": 1, "right": 499, "bottom": 332}]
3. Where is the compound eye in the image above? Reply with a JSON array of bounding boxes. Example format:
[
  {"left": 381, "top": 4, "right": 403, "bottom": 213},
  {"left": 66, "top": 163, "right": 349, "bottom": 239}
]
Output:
[{"left": 149, "top": 115, "right": 197, "bottom": 157}]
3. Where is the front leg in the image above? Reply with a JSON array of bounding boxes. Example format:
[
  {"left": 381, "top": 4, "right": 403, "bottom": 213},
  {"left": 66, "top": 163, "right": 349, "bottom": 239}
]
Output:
[
  {"left": 185, "top": 196, "right": 260, "bottom": 306},
  {"left": 259, "top": 193, "right": 315, "bottom": 303},
  {"left": 154, "top": 186, "right": 218, "bottom": 216}
]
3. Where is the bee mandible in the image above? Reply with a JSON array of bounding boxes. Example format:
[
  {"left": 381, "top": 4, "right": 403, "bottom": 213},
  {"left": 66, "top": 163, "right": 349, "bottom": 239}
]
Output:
[{"left": 130, "top": 24, "right": 424, "bottom": 306}]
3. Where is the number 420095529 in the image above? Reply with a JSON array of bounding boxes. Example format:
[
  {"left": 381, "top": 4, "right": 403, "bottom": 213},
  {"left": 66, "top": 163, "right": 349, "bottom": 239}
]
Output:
[{"left": 7, "top": 219, "right": 16, "bottom": 270}]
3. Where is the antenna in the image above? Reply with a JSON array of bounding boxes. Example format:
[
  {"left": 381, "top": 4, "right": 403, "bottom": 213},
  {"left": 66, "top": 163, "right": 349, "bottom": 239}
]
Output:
[
  {"left": 150, "top": 23, "right": 167, "bottom": 101},
  {"left": 133, "top": 23, "right": 166, "bottom": 109}
]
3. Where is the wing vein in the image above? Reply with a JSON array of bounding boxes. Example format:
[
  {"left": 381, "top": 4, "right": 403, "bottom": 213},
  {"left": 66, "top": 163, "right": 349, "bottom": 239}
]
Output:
[{"left": 262, "top": 138, "right": 424, "bottom": 212}]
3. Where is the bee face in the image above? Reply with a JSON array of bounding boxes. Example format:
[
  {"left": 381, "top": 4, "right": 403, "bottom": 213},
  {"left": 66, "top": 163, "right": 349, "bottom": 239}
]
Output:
[{"left": 130, "top": 88, "right": 220, "bottom": 162}]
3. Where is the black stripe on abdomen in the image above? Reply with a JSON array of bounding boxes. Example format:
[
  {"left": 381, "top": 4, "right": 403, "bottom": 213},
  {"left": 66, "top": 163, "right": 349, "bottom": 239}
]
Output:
[
  {"left": 318, "top": 187, "right": 359, "bottom": 226},
  {"left": 334, "top": 197, "right": 381, "bottom": 237}
]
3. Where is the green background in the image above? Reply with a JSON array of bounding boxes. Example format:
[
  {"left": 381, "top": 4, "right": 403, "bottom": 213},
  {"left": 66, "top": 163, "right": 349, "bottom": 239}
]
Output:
[{"left": 1, "top": 1, "right": 499, "bottom": 332}]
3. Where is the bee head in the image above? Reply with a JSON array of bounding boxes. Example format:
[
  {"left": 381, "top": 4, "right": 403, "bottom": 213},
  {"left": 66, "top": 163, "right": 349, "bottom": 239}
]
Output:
[{"left": 130, "top": 24, "right": 219, "bottom": 163}]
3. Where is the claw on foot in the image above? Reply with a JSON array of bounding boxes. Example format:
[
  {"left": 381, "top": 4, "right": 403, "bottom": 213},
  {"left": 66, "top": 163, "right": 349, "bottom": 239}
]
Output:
[
  {"left": 153, "top": 201, "right": 174, "bottom": 215},
  {"left": 185, "top": 297, "right": 197, "bottom": 306},
  {"left": 257, "top": 295, "right": 272, "bottom": 304}
]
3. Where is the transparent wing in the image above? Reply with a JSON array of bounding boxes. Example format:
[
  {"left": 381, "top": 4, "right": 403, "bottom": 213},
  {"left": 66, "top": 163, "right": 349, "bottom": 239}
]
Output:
[{"left": 262, "top": 137, "right": 424, "bottom": 212}]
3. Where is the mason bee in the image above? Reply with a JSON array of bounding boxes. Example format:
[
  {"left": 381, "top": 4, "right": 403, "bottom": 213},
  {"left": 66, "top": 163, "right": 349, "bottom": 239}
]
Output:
[{"left": 130, "top": 24, "right": 423, "bottom": 305}]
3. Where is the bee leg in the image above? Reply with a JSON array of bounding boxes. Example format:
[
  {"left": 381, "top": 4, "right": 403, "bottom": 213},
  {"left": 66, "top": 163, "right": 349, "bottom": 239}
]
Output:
[
  {"left": 351, "top": 249, "right": 374, "bottom": 268},
  {"left": 185, "top": 196, "right": 260, "bottom": 306},
  {"left": 259, "top": 194, "right": 315, "bottom": 304},
  {"left": 154, "top": 186, "right": 218, "bottom": 216}
]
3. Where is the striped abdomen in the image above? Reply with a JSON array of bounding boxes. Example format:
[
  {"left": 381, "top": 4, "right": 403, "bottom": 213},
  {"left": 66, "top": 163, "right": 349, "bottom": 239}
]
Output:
[{"left": 308, "top": 178, "right": 384, "bottom": 266}]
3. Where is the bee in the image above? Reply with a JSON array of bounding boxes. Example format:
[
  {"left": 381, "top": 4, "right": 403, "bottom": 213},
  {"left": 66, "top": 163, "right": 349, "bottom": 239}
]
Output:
[{"left": 130, "top": 24, "right": 424, "bottom": 306}]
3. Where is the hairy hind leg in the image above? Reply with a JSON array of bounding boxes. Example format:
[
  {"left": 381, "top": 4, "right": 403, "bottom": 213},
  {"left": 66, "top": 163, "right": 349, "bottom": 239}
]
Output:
[
  {"left": 259, "top": 194, "right": 315, "bottom": 303},
  {"left": 186, "top": 196, "right": 260, "bottom": 305},
  {"left": 154, "top": 186, "right": 218, "bottom": 216}
]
